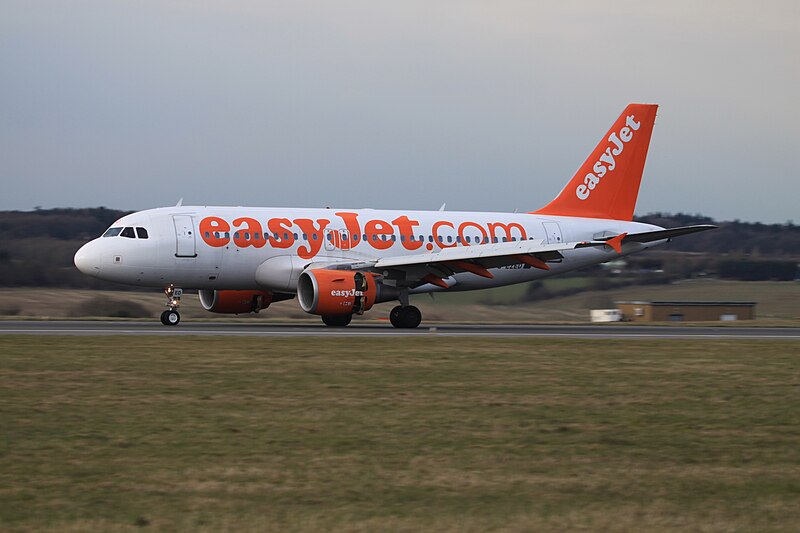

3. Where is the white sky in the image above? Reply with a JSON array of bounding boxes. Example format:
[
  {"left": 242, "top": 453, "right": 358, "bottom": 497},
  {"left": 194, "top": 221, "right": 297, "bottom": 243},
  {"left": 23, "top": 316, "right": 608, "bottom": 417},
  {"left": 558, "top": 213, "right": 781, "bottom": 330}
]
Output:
[{"left": 1, "top": 0, "right": 798, "bottom": 222}]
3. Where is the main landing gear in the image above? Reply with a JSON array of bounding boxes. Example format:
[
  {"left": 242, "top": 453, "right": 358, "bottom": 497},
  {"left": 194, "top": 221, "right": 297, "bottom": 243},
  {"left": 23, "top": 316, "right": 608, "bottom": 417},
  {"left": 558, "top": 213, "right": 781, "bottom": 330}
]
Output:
[
  {"left": 389, "top": 305, "right": 422, "bottom": 329},
  {"left": 160, "top": 287, "right": 182, "bottom": 326}
]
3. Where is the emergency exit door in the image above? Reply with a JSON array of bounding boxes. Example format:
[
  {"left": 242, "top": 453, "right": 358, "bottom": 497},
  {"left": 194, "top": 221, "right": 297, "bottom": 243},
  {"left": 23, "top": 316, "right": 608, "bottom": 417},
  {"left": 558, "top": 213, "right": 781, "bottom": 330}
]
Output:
[{"left": 543, "top": 222, "right": 563, "bottom": 244}]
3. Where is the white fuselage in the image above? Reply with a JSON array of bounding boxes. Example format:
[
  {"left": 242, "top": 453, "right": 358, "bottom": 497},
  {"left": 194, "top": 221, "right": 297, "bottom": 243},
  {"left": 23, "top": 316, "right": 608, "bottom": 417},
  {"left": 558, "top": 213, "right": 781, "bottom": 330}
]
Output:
[{"left": 74, "top": 206, "right": 664, "bottom": 293}]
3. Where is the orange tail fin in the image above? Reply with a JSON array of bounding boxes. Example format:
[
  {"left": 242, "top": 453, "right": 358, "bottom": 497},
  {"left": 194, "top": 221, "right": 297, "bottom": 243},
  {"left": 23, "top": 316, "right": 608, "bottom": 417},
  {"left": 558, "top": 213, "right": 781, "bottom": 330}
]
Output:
[{"left": 533, "top": 103, "right": 658, "bottom": 221}]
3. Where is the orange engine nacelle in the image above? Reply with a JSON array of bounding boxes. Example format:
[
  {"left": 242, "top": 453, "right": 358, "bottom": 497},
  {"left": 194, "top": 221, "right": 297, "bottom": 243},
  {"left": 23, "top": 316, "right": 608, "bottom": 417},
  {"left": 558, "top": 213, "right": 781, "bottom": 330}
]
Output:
[
  {"left": 297, "top": 269, "right": 377, "bottom": 316},
  {"left": 198, "top": 290, "right": 273, "bottom": 314}
]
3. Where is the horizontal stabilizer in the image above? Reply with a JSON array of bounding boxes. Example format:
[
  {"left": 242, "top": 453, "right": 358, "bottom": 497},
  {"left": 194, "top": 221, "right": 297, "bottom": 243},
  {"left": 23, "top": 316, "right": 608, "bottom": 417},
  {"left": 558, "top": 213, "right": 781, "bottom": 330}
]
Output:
[
  {"left": 576, "top": 224, "right": 716, "bottom": 250},
  {"left": 603, "top": 224, "right": 716, "bottom": 243}
]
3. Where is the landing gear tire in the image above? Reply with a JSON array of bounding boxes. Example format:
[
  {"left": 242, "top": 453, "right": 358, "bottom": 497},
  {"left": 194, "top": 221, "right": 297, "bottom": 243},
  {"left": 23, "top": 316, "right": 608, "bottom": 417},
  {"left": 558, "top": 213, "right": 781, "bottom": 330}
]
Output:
[
  {"left": 322, "top": 314, "right": 352, "bottom": 327},
  {"left": 160, "top": 310, "right": 180, "bottom": 326},
  {"left": 389, "top": 305, "right": 422, "bottom": 329}
]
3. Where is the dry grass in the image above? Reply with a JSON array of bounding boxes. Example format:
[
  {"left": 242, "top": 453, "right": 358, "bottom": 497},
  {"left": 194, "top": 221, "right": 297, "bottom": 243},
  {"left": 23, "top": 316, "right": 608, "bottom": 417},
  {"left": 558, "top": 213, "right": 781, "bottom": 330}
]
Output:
[
  {"left": 1, "top": 336, "right": 799, "bottom": 531},
  {"left": 1, "top": 279, "right": 799, "bottom": 325}
]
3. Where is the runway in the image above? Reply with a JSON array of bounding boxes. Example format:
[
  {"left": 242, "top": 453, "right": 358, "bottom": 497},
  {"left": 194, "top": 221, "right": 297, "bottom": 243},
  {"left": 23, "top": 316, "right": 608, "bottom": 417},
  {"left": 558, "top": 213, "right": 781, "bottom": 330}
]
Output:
[{"left": 0, "top": 320, "right": 798, "bottom": 339}]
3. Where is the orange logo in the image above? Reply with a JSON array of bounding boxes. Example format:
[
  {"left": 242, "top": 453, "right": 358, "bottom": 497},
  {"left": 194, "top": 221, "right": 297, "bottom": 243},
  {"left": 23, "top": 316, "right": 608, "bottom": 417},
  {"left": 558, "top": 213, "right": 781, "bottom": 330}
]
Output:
[{"left": 198, "top": 212, "right": 528, "bottom": 259}]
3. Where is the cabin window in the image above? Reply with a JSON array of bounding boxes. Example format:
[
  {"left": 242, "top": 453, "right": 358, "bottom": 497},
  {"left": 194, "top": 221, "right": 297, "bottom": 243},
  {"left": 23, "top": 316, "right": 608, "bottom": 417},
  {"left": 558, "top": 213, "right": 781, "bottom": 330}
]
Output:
[
  {"left": 312, "top": 234, "right": 318, "bottom": 240},
  {"left": 103, "top": 227, "right": 123, "bottom": 237},
  {"left": 234, "top": 232, "right": 240, "bottom": 239},
  {"left": 120, "top": 227, "right": 136, "bottom": 238}
]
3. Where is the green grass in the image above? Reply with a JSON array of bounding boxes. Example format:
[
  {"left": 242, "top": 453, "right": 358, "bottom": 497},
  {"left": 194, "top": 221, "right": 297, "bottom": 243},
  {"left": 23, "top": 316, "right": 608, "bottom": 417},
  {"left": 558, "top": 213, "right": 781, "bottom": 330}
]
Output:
[{"left": 2, "top": 336, "right": 800, "bottom": 531}]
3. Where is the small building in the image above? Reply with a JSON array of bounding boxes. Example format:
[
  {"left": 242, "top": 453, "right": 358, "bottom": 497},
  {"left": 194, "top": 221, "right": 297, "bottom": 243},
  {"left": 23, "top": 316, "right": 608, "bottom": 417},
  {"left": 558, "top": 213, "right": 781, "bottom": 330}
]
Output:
[{"left": 615, "top": 301, "right": 756, "bottom": 322}]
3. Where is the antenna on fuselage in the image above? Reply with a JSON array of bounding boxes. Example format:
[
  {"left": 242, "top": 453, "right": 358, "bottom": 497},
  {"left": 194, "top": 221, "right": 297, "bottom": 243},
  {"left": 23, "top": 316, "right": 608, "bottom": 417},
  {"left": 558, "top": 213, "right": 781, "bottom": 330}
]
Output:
[
  {"left": 438, "top": 203, "right": 446, "bottom": 211},
  {"left": 175, "top": 198, "right": 183, "bottom": 207}
]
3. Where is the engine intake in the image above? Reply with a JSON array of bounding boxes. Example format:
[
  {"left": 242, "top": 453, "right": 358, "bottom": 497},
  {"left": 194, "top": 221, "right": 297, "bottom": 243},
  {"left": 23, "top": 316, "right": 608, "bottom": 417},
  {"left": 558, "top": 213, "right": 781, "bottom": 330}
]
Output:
[
  {"left": 198, "top": 290, "right": 273, "bottom": 314},
  {"left": 297, "top": 269, "right": 377, "bottom": 315}
]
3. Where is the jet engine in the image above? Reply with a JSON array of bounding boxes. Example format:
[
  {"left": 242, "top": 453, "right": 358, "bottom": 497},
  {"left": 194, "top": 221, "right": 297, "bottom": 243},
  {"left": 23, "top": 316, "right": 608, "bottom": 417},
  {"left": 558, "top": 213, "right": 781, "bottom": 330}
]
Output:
[
  {"left": 297, "top": 269, "right": 378, "bottom": 315},
  {"left": 198, "top": 290, "right": 273, "bottom": 314}
]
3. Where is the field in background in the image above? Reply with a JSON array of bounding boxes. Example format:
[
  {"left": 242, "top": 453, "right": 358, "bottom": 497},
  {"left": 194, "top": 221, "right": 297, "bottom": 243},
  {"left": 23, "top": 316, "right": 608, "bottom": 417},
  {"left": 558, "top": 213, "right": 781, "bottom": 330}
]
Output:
[
  {"left": 2, "top": 336, "right": 799, "bottom": 532},
  {"left": 0, "top": 279, "right": 798, "bottom": 324}
]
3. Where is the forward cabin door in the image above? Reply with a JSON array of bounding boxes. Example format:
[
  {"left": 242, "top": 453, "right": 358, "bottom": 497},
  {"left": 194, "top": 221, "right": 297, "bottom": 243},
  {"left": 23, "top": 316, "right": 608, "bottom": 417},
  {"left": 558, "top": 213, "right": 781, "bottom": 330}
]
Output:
[
  {"left": 542, "top": 222, "right": 563, "bottom": 244},
  {"left": 173, "top": 215, "right": 197, "bottom": 257}
]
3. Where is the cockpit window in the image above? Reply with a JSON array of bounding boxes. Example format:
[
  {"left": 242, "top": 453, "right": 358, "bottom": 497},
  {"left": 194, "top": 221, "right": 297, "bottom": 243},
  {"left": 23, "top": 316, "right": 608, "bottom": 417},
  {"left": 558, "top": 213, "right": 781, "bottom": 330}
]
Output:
[
  {"left": 136, "top": 227, "right": 149, "bottom": 239},
  {"left": 103, "top": 227, "right": 123, "bottom": 237},
  {"left": 120, "top": 227, "right": 136, "bottom": 238}
]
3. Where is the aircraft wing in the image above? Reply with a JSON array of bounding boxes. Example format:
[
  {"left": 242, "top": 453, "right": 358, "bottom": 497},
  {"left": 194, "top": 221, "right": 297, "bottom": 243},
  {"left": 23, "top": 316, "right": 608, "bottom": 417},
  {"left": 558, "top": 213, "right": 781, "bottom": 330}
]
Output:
[
  {"left": 307, "top": 240, "right": 578, "bottom": 289},
  {"left": 309, "top": 224, "right": 716, "bottom": 288}
]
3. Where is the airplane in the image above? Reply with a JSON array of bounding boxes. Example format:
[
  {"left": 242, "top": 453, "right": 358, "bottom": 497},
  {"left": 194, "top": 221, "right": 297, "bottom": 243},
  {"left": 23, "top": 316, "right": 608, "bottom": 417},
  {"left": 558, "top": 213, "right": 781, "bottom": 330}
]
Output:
[{"left": 74, "top": 103, "right": 715, "bottom": 328}]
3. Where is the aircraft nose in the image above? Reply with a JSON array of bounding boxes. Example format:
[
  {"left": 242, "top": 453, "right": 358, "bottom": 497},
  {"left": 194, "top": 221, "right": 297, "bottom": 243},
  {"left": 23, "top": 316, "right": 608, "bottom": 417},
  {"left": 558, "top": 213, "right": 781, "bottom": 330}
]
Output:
[{"left": 74, "top": 241, "right": 101, "bottom": 277}]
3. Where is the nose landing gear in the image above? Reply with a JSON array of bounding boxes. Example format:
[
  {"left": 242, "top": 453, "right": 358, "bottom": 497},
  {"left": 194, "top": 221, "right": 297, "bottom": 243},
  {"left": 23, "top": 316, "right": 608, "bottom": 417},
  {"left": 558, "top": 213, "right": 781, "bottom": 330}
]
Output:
[{"left": 160, "top": 287, "right": 182, "bottom": 326}]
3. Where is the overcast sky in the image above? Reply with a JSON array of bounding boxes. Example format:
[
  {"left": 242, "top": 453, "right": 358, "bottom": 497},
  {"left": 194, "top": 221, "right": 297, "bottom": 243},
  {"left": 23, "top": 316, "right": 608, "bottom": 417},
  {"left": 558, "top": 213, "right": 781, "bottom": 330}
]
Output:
[{"left": 1, "top": 0, "right": 798, "bottom": 222}]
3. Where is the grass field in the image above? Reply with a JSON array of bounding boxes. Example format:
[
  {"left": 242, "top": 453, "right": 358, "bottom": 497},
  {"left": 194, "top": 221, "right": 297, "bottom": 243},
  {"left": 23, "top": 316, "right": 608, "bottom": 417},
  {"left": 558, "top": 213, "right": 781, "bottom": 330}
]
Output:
[
  {"left": 2, "top": 336, "right": 800, "bottom": 532},
  {"left": 1, "top": 279, "right": 799, "bottom": 324}
]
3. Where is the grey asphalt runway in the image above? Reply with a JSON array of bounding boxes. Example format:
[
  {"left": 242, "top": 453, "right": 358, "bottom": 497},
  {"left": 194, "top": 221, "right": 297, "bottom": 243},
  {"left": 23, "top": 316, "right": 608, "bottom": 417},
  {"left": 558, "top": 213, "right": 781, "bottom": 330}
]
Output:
[{"left": 0, "top": 320, "right": 798, "bottom": 339}]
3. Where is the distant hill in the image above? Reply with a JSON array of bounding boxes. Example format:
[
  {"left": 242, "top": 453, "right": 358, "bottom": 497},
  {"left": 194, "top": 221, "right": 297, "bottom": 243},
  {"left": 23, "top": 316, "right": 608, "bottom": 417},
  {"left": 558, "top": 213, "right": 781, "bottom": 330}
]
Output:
[{"left": 0, "top": 208, "right": 797, "bottom": 288}]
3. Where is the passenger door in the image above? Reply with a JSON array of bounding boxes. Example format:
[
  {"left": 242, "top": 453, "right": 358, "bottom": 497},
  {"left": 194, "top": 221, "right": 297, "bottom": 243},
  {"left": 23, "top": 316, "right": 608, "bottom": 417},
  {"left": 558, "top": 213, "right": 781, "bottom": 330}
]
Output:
[{"left": 173, "top": 215, "right": 197, "bottom": 257}]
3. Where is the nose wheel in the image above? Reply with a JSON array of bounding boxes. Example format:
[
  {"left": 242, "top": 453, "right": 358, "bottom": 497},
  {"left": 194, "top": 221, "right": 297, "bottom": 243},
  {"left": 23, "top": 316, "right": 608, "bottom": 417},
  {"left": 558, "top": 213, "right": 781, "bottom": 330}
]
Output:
[
  {"left": 160, "top": 309, "right": 181, "bottom": 326},
  {"left": 161, "top": 286, "right": 183, "bottom": 326},
  {"left": 389, "top": 305, "right": 422, "bottom": 329}
]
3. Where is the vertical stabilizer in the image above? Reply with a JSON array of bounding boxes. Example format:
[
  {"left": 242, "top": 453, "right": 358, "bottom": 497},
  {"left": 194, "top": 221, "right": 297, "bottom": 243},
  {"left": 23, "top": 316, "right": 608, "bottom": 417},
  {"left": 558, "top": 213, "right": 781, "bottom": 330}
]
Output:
[{"left": 533, "top": 103, "right": 658, "bottom": 221}]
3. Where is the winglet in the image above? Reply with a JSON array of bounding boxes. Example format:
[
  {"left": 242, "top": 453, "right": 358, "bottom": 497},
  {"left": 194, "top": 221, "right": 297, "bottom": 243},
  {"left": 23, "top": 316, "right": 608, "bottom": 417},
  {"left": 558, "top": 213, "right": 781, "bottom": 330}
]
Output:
[{"left": 606, "top": 232, "right": 627, "bottom": 254}]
